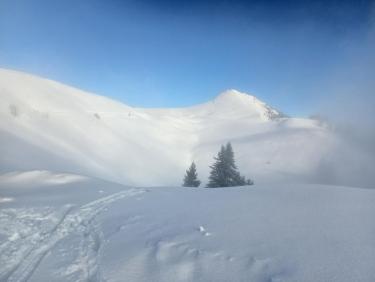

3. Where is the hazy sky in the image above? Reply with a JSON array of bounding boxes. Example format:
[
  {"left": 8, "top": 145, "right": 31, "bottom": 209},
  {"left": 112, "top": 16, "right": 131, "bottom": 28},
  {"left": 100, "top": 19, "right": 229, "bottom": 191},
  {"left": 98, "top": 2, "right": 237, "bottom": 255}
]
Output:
[{"left": 0, "top": 0, "right": 373, "bottom": 116}]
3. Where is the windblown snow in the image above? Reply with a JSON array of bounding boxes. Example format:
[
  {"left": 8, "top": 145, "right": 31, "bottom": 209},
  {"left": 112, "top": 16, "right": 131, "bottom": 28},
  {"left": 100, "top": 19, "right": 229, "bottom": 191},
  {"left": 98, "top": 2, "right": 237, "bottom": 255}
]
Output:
[{"left": 1, "top": 69, "right": 374, "bottom": 282}]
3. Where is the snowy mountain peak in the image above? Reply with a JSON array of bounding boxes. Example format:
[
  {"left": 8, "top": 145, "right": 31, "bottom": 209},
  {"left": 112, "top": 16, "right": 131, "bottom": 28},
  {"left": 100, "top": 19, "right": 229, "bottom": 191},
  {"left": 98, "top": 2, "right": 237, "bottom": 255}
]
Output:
[
  {"left": 0, "top": 68, "right": 323, "bottom": 187},
  {"left": 216, "top": 89, "right": 251, "bottom": 98},
  {"left": 211, "top": 89, "right": 284, "bottom": 121}
]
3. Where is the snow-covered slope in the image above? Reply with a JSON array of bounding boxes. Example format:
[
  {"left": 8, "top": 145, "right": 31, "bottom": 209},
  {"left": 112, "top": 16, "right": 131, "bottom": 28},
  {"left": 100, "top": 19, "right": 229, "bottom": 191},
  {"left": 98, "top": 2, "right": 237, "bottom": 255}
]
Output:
[
  {"left": 0, "top": 172, "right": 374, "bottom": 282},
  {"left": 0, "top": 69, "right": 374, "bottom": 281},
  {"left": 1, "top": 68, "right": 336, "bottom": 186}
]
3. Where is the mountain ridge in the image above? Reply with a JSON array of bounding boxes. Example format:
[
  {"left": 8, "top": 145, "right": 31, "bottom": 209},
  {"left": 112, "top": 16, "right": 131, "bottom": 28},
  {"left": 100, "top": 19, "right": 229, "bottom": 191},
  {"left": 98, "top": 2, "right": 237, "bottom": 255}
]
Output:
[
  {"left": 0, "top": 68, "right": 283, "bottom": 121},
  {"left": 0, "top": 68, "right": 339, "bottom": 186}
]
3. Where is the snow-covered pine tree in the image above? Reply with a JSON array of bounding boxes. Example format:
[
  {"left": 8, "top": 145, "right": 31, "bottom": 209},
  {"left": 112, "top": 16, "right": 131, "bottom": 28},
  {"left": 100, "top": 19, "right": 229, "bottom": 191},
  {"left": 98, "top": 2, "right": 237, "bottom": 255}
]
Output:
[
  {"left": 183, "top": 162, "right": 201, "bottom": 187},
  {"left": 206, "top": 142, "right": 253, "bottom": 187}
]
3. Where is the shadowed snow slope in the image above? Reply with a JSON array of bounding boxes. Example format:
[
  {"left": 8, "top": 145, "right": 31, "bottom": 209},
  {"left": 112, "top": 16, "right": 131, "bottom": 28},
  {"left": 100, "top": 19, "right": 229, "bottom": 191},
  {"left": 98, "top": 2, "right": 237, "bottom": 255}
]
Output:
[
  {"left": 0, "top": 173, "right": 374, "bottom": 282},
  {"left": 0, "top": 68, "right": 351, "bottom": 186}
]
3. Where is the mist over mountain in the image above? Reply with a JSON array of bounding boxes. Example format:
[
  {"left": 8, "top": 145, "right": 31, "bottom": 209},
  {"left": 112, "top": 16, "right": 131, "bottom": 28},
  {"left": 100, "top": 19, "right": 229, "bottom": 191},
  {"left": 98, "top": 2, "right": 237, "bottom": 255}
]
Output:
[{"left": 1, "top": 68, "right": 370, "bottom": 188}]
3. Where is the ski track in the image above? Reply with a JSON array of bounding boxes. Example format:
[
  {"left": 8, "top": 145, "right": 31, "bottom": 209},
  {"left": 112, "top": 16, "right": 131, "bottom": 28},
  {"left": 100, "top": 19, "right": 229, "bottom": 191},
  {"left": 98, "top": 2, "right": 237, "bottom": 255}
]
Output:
[{"left": 0, "top": 189, "right": 144, "bottom": 282}]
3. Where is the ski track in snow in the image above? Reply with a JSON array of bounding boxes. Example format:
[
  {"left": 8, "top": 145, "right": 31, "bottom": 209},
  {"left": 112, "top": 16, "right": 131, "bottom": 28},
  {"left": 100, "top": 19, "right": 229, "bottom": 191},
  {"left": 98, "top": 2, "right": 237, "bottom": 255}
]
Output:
[{"left": 0, "top": 189, "right": 144, "bottom": 282}]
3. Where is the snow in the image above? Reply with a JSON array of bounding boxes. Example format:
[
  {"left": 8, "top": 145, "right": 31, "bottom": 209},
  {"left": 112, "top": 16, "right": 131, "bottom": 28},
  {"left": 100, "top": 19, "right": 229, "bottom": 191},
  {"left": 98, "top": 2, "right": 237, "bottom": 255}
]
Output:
[
  {"left": 0, "top": 170, "right": 88, "bottom": 186},
  {"left": 0, "top": 172, "right": 374, "bottom": 281},
  {"left": 0, "top": 69, "right": 374, "bottom": 281},
  {"left": 0, "top": 197, "right": 13, "bottom": 203},
  {"left": 0, "top": 68, "right": 338, "bottom": 187}
]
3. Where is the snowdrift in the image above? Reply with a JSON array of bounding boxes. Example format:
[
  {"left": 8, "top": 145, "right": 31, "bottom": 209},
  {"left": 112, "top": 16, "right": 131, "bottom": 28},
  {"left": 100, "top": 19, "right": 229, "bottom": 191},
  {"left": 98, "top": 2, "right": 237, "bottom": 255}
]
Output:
[{"left": 0, "top": 172, "right": 374, "bottom": 281}]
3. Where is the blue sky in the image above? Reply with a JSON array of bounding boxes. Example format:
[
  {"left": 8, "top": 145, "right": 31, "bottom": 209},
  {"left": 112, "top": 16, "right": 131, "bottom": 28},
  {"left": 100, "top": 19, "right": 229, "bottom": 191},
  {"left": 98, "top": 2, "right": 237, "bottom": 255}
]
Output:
[{"left": 0, "top": 0, "right": 373, "bottom": 116}]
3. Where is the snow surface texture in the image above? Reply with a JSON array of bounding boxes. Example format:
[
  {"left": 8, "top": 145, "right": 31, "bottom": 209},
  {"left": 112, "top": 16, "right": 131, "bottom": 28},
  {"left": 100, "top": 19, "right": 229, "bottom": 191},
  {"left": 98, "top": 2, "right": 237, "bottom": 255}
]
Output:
[
  {"left": 0, "top": 68, "right": 350, "bottom": 187},
  {"left": 0, "top": 172, "right": 374, "bottom": 282},
  {"left": 0, "top": 69, "right": 374, "bottom": 281}
]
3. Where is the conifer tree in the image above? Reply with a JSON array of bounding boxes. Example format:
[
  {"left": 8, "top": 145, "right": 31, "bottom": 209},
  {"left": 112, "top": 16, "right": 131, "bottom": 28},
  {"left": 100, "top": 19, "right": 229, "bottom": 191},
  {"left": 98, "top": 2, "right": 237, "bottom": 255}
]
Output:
[
  {"left": 183, "top": 162, "right": 201, "bottom": 187},
  {"left": 207, "top": 142, "right": 253, "bottom": 187},
  {"left": 207, "top": 145, "right": 229, "bottom": 187}
]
